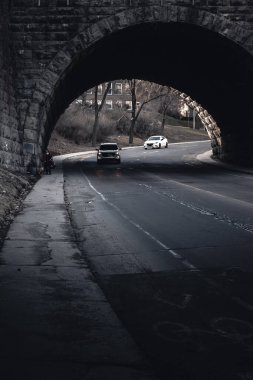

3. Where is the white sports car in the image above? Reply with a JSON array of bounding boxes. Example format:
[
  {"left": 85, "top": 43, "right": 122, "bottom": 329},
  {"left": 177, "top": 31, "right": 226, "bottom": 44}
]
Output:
[{"left": 144, "top": 135, "right": 168, "bottom": 149}]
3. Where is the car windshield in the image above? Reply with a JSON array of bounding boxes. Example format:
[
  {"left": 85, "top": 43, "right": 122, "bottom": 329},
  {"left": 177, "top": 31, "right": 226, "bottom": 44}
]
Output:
[
  {"left": 100, "top": 144, "right": 118, "bottom": 150},
  {"left": 148, "top": 136, "right": 161, "bottom": 141}
]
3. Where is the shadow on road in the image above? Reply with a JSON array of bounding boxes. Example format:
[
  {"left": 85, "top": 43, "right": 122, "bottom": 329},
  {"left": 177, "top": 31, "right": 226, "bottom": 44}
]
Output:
[{"left": 99, "top": 268, "right": 253, "bottom": 380}]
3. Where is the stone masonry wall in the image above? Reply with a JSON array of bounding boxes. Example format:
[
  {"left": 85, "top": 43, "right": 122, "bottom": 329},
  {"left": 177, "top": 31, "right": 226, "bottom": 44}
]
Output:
[
  {"left": 1, "top": 0, "right": 253, "bottom": 169},
  {"left": 0, "top": 1, "right": 23, "bottom": 170}
]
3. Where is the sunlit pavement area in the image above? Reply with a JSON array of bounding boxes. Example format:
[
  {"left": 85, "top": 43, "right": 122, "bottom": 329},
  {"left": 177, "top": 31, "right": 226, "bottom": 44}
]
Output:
[{"left": 0, "top": 150, "right": 253, "bottom": 380}]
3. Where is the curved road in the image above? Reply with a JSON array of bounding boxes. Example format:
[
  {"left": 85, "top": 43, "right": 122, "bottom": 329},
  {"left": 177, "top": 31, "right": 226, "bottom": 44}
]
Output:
[
  {"left": 63, "top": 140, "right": 253, "bottom": 380},
  {"left": 64, "top": 140, "right": 253, "bottom": 274}
]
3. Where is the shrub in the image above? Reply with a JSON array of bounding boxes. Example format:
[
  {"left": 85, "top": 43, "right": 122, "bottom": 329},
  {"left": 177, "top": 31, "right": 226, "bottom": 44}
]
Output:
[
  {"left": 55, "top": 107, "right": 133, "bottom": 143},
  {"left": 55, "top": 102, "right": 198, "bottom": 145}
]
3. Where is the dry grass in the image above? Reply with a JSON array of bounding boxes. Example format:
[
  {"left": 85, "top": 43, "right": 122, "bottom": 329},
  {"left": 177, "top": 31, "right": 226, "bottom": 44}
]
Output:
[
  {"left": 49, "top": 104, "right": 208, "bottom": 156},
  {"left": 49, "top": 125, "right": 208, "bottom": 157}
]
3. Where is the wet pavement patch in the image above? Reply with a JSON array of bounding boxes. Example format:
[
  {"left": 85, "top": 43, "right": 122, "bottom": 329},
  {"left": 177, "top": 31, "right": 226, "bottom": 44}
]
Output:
[{"left": 99, "top": 268, "right": 253, "bottom": 380}]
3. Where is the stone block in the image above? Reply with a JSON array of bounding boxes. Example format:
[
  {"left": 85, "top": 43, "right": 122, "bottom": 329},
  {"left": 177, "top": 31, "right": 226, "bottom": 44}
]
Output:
[
  {"left": 23, "top": 128, "right": 38, "bottom": 142},
  {"left": 0, "top": 125, "right": 11, "bottom": 139},
  {"left": 11, "top": 129, "right": 21, "bottom": 143},
  {"left": 27, "top": 102, "right": 40, "bottom": 117},
  {"left": 32, "top": 90, "right": 46, "bottom": 103},
  {"left": 23, "top": 142, "right": 35, "bottom": 154},
  {"left": 24, "top": 116, "right": 39, "bottom": 131},
  {"left": 0, "top": 137, "right": 11, "bottom": 152}
]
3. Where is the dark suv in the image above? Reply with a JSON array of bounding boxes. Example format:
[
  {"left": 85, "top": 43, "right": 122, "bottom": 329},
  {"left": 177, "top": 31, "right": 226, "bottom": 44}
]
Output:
[{"left": 97, "top": 143, "right": 121, "bottom": 164}]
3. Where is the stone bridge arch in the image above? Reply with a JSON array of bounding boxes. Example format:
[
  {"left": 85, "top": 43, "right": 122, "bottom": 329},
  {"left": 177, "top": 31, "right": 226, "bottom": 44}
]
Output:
[{"left": 23, "top": 4, "right": 253, "bottom": 170}]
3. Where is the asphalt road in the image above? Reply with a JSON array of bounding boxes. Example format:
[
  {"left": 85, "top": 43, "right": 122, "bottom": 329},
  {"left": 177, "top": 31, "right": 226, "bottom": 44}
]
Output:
[{"left": 63, "top": 140, "right": 253, "bottom": 380}]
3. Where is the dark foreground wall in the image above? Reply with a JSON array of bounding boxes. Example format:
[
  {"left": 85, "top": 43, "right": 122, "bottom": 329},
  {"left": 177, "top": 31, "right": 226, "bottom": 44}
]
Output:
[
  {"left": 0, "top": 1, "right": 23, "bottom": 169},
  {"left": 1, "top": 0, "right": 253, "bottom": 171}
]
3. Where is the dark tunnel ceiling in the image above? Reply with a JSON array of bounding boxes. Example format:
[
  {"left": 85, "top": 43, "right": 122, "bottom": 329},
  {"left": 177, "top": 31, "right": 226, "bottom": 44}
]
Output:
[{"left": 61, "top": 22, "right": 253, "bottom": 127}]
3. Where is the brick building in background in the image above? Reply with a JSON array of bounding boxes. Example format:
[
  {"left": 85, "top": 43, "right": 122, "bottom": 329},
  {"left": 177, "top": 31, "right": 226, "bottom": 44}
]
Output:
[
  {"left": 82, "top": 80, "right": 137, "bottom": 111},
  {"left": 78, "top": 80, "right": 204, "bottom": 129}
]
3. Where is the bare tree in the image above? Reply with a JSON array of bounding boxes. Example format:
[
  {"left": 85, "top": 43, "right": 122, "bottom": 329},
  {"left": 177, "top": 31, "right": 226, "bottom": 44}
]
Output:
[
  {"left": 158, "top": 88, "right": 182, "bottom": 133},
  {"left": 157, "top": 87, "right": 187, "bottom": 121},
  {"left": 91, "top": 82, "right": 112, "bottom": 147},
  {"left": 127, "top": 80, "right": 168, "bottom": 144},
  {"left": 128, "top": 79, "right": 137, "bottom": 144},
  {"left": 160, "top": 98, "right": 169, "bottom": 134}
]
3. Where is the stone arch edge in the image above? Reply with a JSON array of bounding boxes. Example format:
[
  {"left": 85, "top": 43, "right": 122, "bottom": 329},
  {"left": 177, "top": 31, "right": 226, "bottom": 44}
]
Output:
[{"left": 23, "top": 4, "right": 253, "bottom": 170}]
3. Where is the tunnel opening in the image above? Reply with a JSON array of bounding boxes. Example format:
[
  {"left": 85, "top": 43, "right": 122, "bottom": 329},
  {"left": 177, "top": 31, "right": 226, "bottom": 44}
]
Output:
[
  {"left": 32, "top": 17, "right": 253, "bottom": 169},
  {"left": 49, "top": 78, "right": 211, "bottom": 159}
]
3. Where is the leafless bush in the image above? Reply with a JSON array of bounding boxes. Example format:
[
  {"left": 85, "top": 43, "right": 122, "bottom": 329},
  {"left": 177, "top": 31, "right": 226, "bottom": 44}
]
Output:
[
  {"left": 55, "top": 109, "right": 119, "bottom": 144},
  {"left": 55, "top": 106, "right": 176, "bottom": 144}
]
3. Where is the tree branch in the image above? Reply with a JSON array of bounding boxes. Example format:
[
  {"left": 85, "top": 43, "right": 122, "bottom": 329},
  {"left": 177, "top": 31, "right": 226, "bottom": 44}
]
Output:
[
  {"left": 135, "top": 92, "right": 168, "bottom": 120},
  {"left": 98, "top": 81, "right": 112, "bottom": 113}
]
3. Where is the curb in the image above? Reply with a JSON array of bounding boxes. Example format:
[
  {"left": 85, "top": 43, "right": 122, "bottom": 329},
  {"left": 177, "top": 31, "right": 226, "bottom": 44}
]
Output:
[{"left": 197, "top": 150, "right": 253, "bottom": 175}]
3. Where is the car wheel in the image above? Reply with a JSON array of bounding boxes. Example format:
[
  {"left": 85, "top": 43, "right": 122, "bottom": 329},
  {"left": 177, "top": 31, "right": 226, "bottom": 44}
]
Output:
[
  {"left": 159, "top": 143, "right": 161, "bottom": 149},
  {"left": 165, "top": 142, "right": 168, "bottom": 148}
]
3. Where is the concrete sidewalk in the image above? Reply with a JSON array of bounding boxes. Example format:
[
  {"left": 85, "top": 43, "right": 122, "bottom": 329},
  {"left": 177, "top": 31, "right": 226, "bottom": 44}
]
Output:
[
  {"left": 0, "top": 154, "right": 157, "bottom": 380},
  {"left": 197, "top": 150, "right": 253, "bottom": 175}
]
